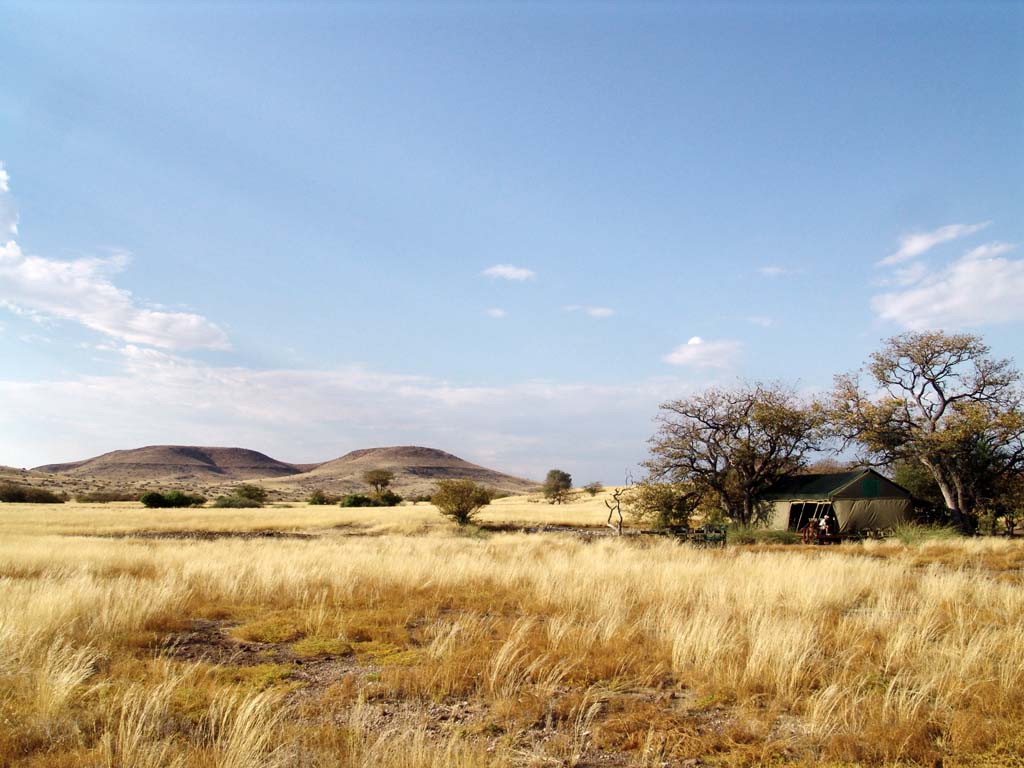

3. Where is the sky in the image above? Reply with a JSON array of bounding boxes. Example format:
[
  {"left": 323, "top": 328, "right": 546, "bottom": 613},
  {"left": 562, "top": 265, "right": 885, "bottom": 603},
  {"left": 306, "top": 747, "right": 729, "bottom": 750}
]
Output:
[{"left": 1, "top": 1, "right": 1022, "bottom": 483}]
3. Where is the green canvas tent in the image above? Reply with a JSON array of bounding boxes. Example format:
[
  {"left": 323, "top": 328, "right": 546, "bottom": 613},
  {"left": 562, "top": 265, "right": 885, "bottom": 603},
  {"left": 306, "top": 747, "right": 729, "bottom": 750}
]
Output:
[{"left": 761, "top": 469, "right": 912, "bottom": 534}]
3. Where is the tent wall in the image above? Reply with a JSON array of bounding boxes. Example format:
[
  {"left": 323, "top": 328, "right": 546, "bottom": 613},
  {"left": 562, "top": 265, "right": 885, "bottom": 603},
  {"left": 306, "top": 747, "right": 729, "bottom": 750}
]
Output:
[
  {"left": 768, "top": 501, "right": 791, "bottom": 530},
  {"left": 768, "top": 498, "right": 911, "bottom": 533},
  {"left": 831, "top": 498, "right": 911, "bottom": 532}
]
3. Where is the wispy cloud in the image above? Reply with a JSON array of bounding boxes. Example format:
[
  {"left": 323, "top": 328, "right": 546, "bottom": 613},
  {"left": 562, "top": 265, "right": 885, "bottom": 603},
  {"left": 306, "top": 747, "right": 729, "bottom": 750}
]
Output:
[
  {"left": 0, "top": 167, "right": 229, "bottom": 351},
  {"left": 748, "top": 315, "right": 773, "bottom": 327},
  {"left": 663, "top": 336, "right": 741, "bottom": 368},
  {"left": 0, "top": 348, "right": 696, "bottom": 481},
  {"left": 757, "top": 266, "right": 787, "bottom": 277},
  {"left": 564, "top": 305, "right": 615, "bottom": 318},
  {"left": 485, "top": 308, "right": 506, "bottom": 318},
  {"left": 878, "top": 221, "right": 990, "bottom": 266},
  {"left": 0, "top": 241, "right": 230, "bottom": 350},
  {"left": 873, "top": 241, "right": 1024, "bottom": 329},
  {"left": 482, "top": 264, "right": 536, "bottom": 281}
]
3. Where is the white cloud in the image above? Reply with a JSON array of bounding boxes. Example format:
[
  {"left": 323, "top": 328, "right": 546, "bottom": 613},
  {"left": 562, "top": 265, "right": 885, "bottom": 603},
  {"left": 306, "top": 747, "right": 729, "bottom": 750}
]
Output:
[
  {"left": 748, "top": 316, "right": 773, "bottom": 327},
  {"left": 873, "top": 241, "right": 1024, "bottom": 329},
  {"left": 0, "top": 240, "right": 230, "bottom": 350},
  {"left": 878, "top": 221, "right": 990, "bottom": 266},
  {"left": 485, "top": 308, "right": 506, "bottom": 318},
  {"left": 758, "top": 266, "right": 787, "bottom": 277},
  {"left": 0, "top": 349, "right": 697, "bottom": 482},
  {"left": 663, "top": 336, "right": 742, "bottom": 368},
  {"left": 888, "top": 261, "right": 929, "bottom": 287},
  {"left": 565, "top": 305, "right": 615, "bottom": 318},
  {"left": 0, "top": 162, "right": 18, "bottom": 236},
  {"left": 0, "top": 166, "right": 228, "bottom": 350},
  {"left": 482, "top": 264, "right": 536, "bottom": 281}
]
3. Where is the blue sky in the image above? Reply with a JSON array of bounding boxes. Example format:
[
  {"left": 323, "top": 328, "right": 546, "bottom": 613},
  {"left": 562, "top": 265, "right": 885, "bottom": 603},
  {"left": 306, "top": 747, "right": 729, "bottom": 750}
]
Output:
[{"left": 1, "top": 1, "right": 1022, "bottom": 482}]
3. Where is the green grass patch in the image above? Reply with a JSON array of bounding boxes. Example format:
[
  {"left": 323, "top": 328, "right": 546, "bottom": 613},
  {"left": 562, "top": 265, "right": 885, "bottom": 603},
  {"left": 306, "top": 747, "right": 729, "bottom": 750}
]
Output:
[
  {"left": 352, "top": 641, "right": 422, "bottom": 666},
  {"left": 231, "top": 613, "right": 305, "bottom": 644},
  {"left": 892, "top": 522, "right": 961, "bottom": 545},
  {"left": 215, "top": 663, "right": 296, "bottom": 690},
  {"left": 292, "top": 636, "right": 353, "bottom": 658}
]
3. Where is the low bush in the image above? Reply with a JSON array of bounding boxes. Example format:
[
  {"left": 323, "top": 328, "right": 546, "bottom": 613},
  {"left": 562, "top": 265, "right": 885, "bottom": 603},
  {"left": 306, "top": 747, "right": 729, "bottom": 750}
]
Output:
[
  {"left": 233, "top": 484, "right": 268, "bottom": 503},
  {"left": 374, "top": 489, "right": 403, "bottom": 507},
  {"left": 211, "top": 495, "right": 263, "bottom": 508},
  {"left": 0, "top": 482, "right": 65, "bottom": 503},
  {"left": 432, "top": 480, "right": 493, "bottom": 526},
  {"left": 140, "top": 490, "right": 206, "bottom": 508},
  {"left": 623, "top": 482, "right": 697, "bottom": 529},
  {"left": 74, "top": 489, "right": 141, "bottom": 503},
  {"left": 307, "top": 489, "right": 338, "bottom": 505},
  {"left": 336, "top": 490, "right": 403, "bottom": 507},
  {"left": 339, "top": 494, "right": 376, "bottom": 508}
]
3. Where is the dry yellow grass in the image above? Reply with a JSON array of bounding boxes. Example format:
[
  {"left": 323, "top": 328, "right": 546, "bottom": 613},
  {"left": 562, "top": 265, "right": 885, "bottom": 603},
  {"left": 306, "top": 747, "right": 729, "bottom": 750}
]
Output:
[
  {"left": 1, "top": 500, "right": 1023, "bottom": 767},
  {"left": 0, "top": 492, "right": 613, "bottom": 536}
]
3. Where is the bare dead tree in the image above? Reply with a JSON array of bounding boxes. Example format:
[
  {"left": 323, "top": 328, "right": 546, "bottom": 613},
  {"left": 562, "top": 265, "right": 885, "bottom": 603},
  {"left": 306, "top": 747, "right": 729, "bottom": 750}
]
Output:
[{"left": 604, "top": 470, "right": 634, "bottom": 535}]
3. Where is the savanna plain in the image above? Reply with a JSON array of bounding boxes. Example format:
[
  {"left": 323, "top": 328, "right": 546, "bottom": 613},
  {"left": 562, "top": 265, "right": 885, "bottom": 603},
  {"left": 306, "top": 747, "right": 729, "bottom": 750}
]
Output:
[{"left": 2, "top": 494, "right": 1023, "bottom": 768}]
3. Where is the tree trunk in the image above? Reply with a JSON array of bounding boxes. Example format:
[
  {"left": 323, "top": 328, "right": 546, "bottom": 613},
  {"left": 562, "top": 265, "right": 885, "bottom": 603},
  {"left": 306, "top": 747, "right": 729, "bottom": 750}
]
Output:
[
  {"left": 740, "top": 496, "right": 753, "bottom": 526},
  {"left": 921, "top": 457, "right": 975, "bottom": 533}
]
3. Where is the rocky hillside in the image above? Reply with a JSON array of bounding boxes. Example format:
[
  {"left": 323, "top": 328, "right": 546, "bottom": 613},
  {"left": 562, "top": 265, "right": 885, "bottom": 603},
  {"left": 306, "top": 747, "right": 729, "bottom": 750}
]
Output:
[{"left": 35, "top": 445, "right": 303, "bottom": 482}]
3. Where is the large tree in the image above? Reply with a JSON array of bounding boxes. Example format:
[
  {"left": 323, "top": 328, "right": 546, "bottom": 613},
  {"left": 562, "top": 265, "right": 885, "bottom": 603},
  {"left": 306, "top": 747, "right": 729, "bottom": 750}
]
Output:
[
  {"left": 645, "top": 382, "right": 824, "bottom": 525},
  {"left": 831, "top": 331, "right": 1024, "bottom": 532}
]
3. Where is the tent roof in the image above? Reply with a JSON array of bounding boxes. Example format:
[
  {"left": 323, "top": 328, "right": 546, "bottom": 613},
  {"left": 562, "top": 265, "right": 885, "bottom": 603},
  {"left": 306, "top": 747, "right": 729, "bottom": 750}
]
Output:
[{"left": 761, "top": 469, "right": 902, "bottom": 500}]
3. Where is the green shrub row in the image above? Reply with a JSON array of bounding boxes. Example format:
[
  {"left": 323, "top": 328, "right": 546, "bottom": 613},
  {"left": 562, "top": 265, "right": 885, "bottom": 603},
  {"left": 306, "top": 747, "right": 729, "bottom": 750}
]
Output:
[
  {"left": 338, "top": 490, "right": 402, "bottom": 508},
  {"left": 140, "top": 490, "right": 207, "bottom": 508}
]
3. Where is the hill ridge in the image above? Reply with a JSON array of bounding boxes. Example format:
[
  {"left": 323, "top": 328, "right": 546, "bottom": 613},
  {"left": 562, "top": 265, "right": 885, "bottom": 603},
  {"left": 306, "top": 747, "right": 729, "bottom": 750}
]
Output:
[{"left": 31, "top": 444, "right": 538, "bottom": 499}]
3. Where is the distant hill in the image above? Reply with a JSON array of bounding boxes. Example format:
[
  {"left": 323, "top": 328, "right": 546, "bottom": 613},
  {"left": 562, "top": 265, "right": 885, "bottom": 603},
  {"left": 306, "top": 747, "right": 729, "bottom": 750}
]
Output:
[
  {"left": 28, "top": 444, "right": 538, "bottom": 500},
  {"left": 267, "top": 446, "right": 539, "bottom": 497},
  {"left": 35, "top": 445, "right": 302, "bottom": 482}
]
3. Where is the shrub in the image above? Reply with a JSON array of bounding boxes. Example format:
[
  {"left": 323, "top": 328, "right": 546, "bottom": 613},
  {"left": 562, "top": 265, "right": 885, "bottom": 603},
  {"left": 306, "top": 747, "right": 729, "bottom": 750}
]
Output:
[
  {"left": 339, "top": 494, "right": 376, "bottom": 508},
  {"left": 141, "top": 490, "right": 206, "bottom": 508},
  {"left": 74, "top": 489, "right": 140, "bottom": 503},
  {"left": 0, "top": 482, "right": 65, "bottom": 503},
  {"left": 140, "top": 491, "right": 168, "bottom": 508},
  {"left": 165, "top": 490, "right": 206, "bottom": 507},
  {"left": 373, "top": 489, "right": 403, "bottom": 507},
  {"left": 432, "top": 480, "right": 493, "bottom": 526},
  {"left": 211, "top": 495, "right": 263, "bottom": 508},
  {"left": 233, "top": 484, "right": 268, "bottom": 503},
  {"left": 623, "top": 482, "right": 698, "bottom": 529},
  {"left": 307, "top": 489, "right": 338, "bottom": 505},
  {"left": 583, "top": 482, "right": 604, "bottom": 497}
]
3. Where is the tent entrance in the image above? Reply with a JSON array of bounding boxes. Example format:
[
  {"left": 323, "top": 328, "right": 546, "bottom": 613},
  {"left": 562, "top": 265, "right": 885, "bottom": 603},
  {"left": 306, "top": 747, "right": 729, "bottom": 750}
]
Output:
[{"left": 787, "top": 502, "right": 834, "bottom": 532}]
